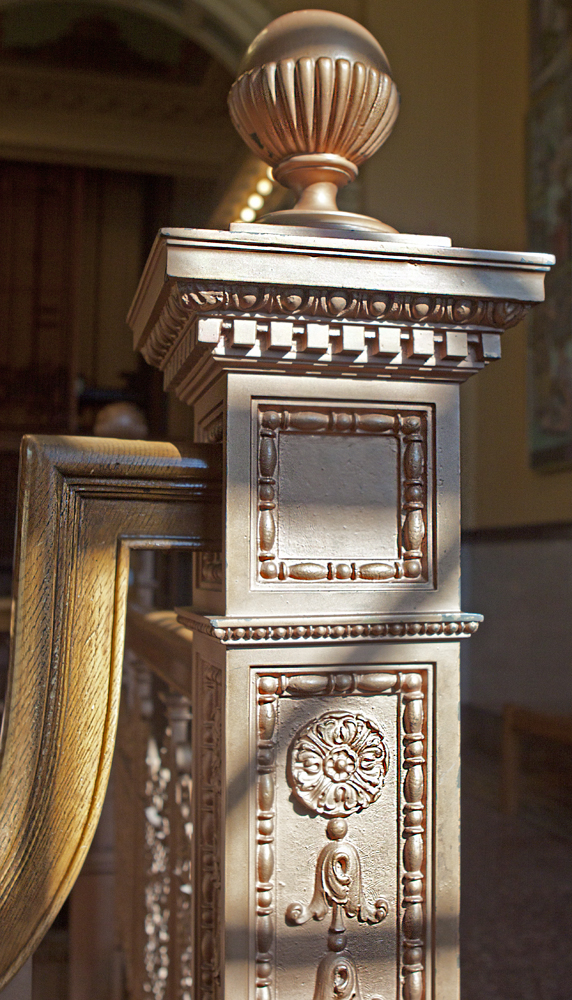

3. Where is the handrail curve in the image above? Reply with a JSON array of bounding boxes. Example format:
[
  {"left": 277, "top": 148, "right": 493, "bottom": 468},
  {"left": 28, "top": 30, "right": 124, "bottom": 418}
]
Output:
[{"left": 0, "top": 435, "right": 221, "bottom": 987}]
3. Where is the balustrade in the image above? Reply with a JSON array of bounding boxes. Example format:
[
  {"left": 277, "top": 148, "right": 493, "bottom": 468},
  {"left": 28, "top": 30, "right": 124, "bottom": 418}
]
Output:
[
  {"left": 0, "top": 9, "right": 554, "bottom": 1000},
  {"left": 116, "top": 609, "right": 195, "bottom": 1000}
]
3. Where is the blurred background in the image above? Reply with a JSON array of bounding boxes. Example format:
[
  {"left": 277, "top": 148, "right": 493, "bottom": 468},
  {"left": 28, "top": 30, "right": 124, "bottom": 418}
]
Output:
[{"left": 0, "top": 1, "right": 571, "bottom": 998}]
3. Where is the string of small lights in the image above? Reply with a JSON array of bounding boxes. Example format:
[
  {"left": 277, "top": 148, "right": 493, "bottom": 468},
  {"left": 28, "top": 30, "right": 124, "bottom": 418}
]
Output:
[
  {"left": 232, "top": 167, "right": 275, "bottom": 223},
  {"left": 208, "top": 156, "right": 283, "bottom": 231}
]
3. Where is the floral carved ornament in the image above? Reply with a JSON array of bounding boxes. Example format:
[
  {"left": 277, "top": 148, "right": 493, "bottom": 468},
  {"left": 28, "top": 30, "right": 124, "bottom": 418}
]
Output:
[{"left": 287, "top": 711, "right": 389, "bottom": 817}]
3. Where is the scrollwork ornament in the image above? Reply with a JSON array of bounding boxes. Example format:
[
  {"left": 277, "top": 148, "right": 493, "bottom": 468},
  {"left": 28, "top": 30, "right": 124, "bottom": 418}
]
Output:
[
  {"left": 253, "top": 670, "right": 427, "bottom": 1000},
  {"left": 312, "top": 952, "right": 362, "bottom": 1000},
  {"left": 286, "top": 819, "right": 389, "bottom": 928},
  {"left": 285, "top": 816, "right": 389, "bottom": 1000},
  {"left": 287, "top": 711, "right": 389, "bottom": 817}
]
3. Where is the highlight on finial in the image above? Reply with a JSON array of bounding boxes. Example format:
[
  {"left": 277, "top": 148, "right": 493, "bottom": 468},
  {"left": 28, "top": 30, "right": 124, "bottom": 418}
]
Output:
[{"left": 227, "top": 9, "right": 399, "bottom": 234}]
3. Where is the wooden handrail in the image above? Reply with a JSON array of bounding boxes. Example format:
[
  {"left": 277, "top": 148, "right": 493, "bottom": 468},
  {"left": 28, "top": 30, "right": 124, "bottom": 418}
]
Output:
[{"left": 0, "top": 435, "right": 220, "bottom": 988}]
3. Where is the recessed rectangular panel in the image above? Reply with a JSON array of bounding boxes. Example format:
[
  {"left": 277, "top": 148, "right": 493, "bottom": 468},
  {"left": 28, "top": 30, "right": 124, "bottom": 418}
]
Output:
[
  {"left": 252, "top": 666, "right": 432, "bottom": 1000},
  {"left": 277, "top": 433, "right": 399, "bottom": 560}
]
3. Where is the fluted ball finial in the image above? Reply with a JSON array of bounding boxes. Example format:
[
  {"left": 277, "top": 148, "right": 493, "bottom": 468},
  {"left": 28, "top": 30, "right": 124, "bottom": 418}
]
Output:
[{"left": 228, "top": 9, "right": 399, "bottom": 235}]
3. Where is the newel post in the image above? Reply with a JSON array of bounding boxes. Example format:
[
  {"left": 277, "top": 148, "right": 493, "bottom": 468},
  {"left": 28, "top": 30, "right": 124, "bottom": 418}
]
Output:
[{"left": 127, "top": 11, "right": 552, "bottom": 1000}]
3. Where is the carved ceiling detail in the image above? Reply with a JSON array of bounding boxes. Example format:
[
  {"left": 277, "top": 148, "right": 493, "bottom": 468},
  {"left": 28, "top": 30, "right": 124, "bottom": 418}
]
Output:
[{"left": 0, "top": 67, "right": 216, "bottom": 123}]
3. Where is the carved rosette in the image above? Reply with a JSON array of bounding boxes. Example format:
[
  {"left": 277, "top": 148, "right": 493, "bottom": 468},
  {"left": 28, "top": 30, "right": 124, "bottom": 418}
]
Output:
[
  {"left": 255, "top": 670, "right": 427, "bottom": 1000},
  {"left": 256, "top": 406, "right": 428, "bottom": 585},
  {"left": 287, "top": 711, "right": 389, "bottom": 817}
]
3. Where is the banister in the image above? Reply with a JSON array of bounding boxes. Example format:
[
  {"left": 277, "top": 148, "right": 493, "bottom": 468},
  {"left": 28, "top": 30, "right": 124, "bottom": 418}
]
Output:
[
  {"left": 0, "top": 435, "right": 220, "bottom": 988},
  {"left": 125, "top": 12, "right": 553, "bottom": 1000},
  {"left": 0, "top": 9, "right": 555, "bottom": 999}
]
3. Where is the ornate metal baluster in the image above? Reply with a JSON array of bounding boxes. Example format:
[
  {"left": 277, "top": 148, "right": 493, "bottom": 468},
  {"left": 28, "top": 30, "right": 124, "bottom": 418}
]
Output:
[{"left": 162, "top": 693, "right": 193, "bottom": 1000}]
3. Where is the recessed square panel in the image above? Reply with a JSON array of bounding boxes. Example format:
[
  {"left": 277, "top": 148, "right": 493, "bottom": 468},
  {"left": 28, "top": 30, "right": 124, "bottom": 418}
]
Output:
[
  {"left": 255, "top": 404, "right": 432, "bottom": 586},
  {"left": 278, "top": 433, "right": 398, "bottom": 560}
]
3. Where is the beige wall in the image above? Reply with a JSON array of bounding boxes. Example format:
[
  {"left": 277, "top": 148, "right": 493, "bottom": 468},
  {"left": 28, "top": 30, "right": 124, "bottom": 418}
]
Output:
[
  {"left": 362, "top": 0, "right": 479, "bottom": 246},
  {"left": 467, "top": 0, "right": 572, "bottom": 528},
  {"left": 351, "top": 0, "right": 572, "bottom": 529}
]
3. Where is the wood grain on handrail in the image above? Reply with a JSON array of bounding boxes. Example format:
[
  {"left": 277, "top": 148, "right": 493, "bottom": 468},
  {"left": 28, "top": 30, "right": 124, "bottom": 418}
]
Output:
[{"left": 0, "top": 435, "right": 221, "bottom": 988}]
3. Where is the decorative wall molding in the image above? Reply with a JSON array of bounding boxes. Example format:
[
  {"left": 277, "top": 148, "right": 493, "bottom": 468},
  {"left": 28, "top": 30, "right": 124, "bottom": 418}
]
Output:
[
  {"left": 0, "top": 0, "right": 272, "bottom": 75},
  {"left": 256, "top": 670, "right": 427, "bottom": 1000},
  {"left": 256, "top": 405, "right": 429, "bottom": 586},
  {"left": 0, "top": 61, "right": 240, "bottom": 174},
  {"left": 177, "top": 611, "right": 482, "bottom": 643},
  {"left": 0, "top": 63, "right": 222, "bottom": 124}
]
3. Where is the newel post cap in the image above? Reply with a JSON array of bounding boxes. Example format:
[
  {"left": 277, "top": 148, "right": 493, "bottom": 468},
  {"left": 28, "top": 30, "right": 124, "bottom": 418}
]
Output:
[{"left": 228, "top": 9, "right": 400, "bottom": 234}]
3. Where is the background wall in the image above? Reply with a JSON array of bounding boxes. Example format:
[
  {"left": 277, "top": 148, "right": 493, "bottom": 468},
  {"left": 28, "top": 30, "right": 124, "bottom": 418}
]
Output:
[
  {"left": 461, "top": 528, "right": 572, "bottom": 713},
  {"left": 359, "top": 0, "right": 572, "bottom": 529},
  {"left": 354, "top": 0, "right": 572, "bottom": 712}
]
